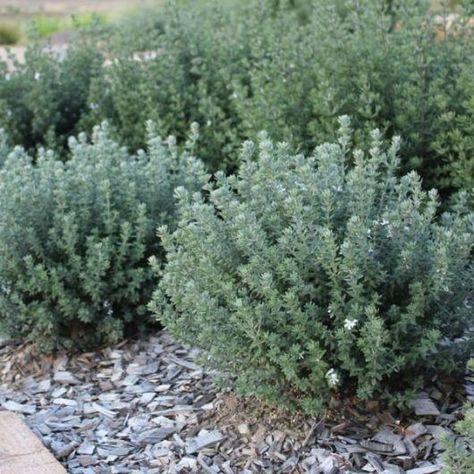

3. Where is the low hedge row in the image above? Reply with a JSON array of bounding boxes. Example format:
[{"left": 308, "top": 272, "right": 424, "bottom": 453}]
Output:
[{"left": 0, "top": 0, "right": 473, "bottom": 195}]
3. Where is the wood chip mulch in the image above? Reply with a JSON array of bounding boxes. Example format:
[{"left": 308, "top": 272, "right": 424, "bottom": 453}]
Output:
[{"left": 0, "top": 332, "right": 471, "bottom": 473}]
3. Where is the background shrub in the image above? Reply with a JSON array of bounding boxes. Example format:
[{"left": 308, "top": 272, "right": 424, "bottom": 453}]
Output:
[
  {"left": 1, "top": 0, "right": 472, "bottom": 193},
  {"left": 0, "top": 122, "right": 207, "bottom": 351},
  {"left": 152, "top": 119, "right": 473, "bottom": 413},
  {"left": 0, "top": 36, "right": 104, "bottom": 153},
  {"left": 231, "top": 0, "right": 474, "bottom": 194},
  {"left": 0, "top": 22, "right": 21, "bottom": 45}
]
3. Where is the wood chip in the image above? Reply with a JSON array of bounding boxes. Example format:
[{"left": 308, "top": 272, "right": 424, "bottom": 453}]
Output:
[
  {"left": 2, "top": 400, "right": 36, "bottom": 414},
  {"left": 411, "top": 398, "right": 440, "bottom": 416},
  {"left": 186, "top": 430, "right": 225, "bottom": 454}
]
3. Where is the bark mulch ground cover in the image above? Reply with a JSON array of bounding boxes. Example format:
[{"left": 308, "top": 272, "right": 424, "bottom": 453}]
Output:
[{"left": 0, "top": 332, "right": 471, "bottom": 473}]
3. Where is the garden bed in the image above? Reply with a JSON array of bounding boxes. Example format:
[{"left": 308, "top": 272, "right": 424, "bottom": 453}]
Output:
[{"left": 0, "top": 332, "right": 470, "bottom": 473}]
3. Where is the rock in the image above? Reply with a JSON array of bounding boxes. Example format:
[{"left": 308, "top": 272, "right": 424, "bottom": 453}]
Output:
[
  {"left": 77, "top": 442, "right": 95, "bottom": 455},
  {"left": 405, "top": 422, "right": 428, "bottom": 441},
  {"left": 53, "top": 398, "right": 78, "bottom": 407}
]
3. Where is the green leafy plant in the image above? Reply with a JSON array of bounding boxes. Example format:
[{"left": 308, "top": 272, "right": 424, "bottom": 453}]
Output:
[
  {"left": 0, "top": 34, "right": 104, "bottom": 153},
  {"left": 33, "top": 15, "right": 63, "bottom": 38},
  {"left": 232, "top": 0, "right": 474, "bottom": 194},
  {"left": 0, "top": 22, "right": 21, "bottom": 45},
  {"left": 441, "top": 359, "right": 474, "bottom": 473},
  {"left": 0, "top": 122, "right": 208, "bottom": 351},
  {"left": 152, "top": 118, "right": 473, "bottom": 413},
  {"left": 1, "top": 0, "right": 473, "bottom": 194}
]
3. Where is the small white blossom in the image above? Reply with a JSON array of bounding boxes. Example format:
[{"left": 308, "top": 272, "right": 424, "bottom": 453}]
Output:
[
  {"left": 344, "top": 318, "right": 358, "bottom": 330},
  {"left": 326, "top": 368, "right": 339, "bottom": 387},
  {"left": 34, "top": 71, "right": 41, "bottom": 81}
]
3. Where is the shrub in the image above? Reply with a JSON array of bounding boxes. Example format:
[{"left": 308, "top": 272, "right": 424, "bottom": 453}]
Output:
[
  {"left": 0, "top": 122, "right": 208, "bottom": 351},
  {"left": 441, "top": 359, "right": 474, "bottom": 474},
  {"left": 1, "top": 0, "right": 473, "bottom": 195},
  {"left": 0, "top": 36, "right": 104, "bottom": 153},
  {"left": 84, "top": 0, "right": 474, "bottom": 194},
  {"left": 82, "top": 0, "right": 251, "bottom": 172},
  {"left": 0, "top": 23, "right": 21, "bottom": 45},
  {"left": 232, "top": 0, "right": 474, "bottom": 194},
  {"left": 152, "top": 118, "right": 473, "bottom": 413}
]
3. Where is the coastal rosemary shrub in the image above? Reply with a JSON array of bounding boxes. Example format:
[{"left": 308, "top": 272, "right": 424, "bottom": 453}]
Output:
[
  {"left": 1, "top": 0, "right": 472, "bottom": 193},
  {"left": 0, "top": 122, "right": 207, "bottom": 351},
  {"left": 84, "top": 0, "right": 473, "bottom": 193},
  {"left": 232, "top": 0, "right": 474, "bottom": 194},
  {"left": 83, "top": 0, "right": 250, "bottom": 172},
  {"left": 152, "top": 118, "right": 474, "bottom": 413},
  {"left": 0, "top": 36, "right": 103, "bottom": 153}
]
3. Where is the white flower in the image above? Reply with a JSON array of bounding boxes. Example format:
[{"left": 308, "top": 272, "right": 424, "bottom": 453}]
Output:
[
  {"left": 344, "top": 318, "right": 358, "bottom": 330},
  {"left": 34, "top": 71, "right": 41, "bottom": 80},
  {"left": 326, "top": 368, "right": 339, "bottom": 387}
]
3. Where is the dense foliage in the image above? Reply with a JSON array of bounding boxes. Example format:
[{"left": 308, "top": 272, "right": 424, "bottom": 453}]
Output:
[
  {"left": 0, "top": 122, "right": 207, "bottom": 351},
  {"left": 441, "top": 359, "right": 474, "bottom": 473},
  {"left": 1, "top": 0, "right": 472, "bottom": 195},
  {"left": 0, "top": 36, "right": 104, "bottom": 153},
  {"left": 152, "top": 119, "right": 473, "bottom": 413}
]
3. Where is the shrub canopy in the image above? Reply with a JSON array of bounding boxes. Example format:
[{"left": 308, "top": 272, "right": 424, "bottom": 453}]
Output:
[
  {"left": 0, "top": 122, "right": 208, "bottom": 351},
  {"left": 0, "top": 0, "right": 472, "bottom": 195},
  {"left": 152, "top": 118, "right": 473, "bottom": 413}
]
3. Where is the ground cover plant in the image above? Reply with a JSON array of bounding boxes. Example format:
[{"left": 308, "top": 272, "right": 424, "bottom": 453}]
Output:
[
  {"left": 152, "top": 118, "right": 474, "bottom": 413},
  {"left": 0, "top": 122, "right": 207, "bottom": 351}
]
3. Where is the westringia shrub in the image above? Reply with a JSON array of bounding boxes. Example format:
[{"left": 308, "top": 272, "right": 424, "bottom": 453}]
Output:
[
  {"left": 0, "top": 35, "right": 104, "bottom": 153},
  {"left": 1, "top": 1, "right": 472, "bottom": 194},
  {"left": 152, "top": 118, "right": 473, "bottom": 413},
  {"left": 0, "top": 123, "right": 208, "bottom": 351},
  {"left": 231, "top": 0, "right": 474, "bottom": 194},
  {"left": 82, "top": 0, "right": 250, "bottom": 172},
  {"left": 83, "top": 0, "right": 473, "bottom": 193},
  {"left": 441, "top": 359, "right": 474, "bottom": 474}
]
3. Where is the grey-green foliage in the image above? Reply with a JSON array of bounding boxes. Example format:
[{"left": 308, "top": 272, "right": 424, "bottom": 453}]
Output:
[
  {"left": 232, "top": 0, "right": 474, "bottom": 193},
  {"left": 0, "top": 35, "right": 104, "bottom": 153},
  {"left": 82, "top": 0, "right": 474, "bottom": 194},
  {"left": 1, "top": 0, "right": 472, "bottom": 195},
  {"left": 0, "top": 122, "right": 208, "bottom": 351},
  {"left": 82, "top": 0, "right": 250, "bottom": 172},
  {"left": 152, "top": 118, "right": 473, "bottom": 413},
  {"left": 441, "top": 359, "right": 474, "bottom": 473}
]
